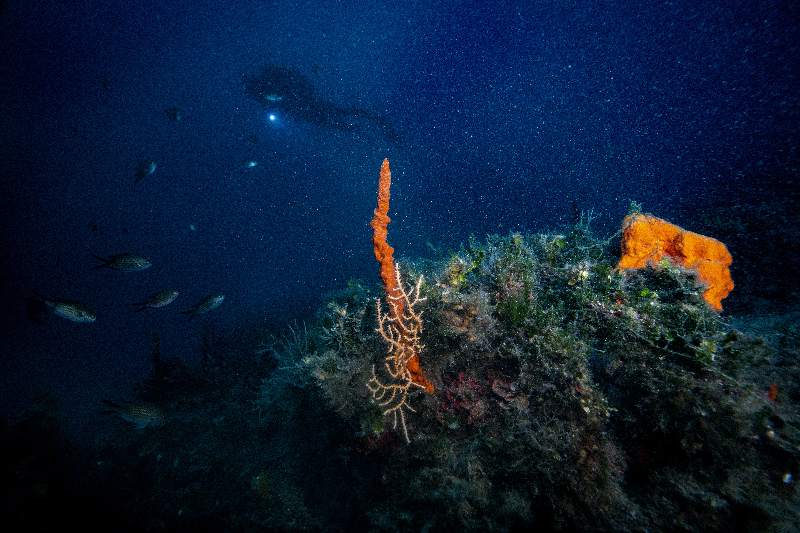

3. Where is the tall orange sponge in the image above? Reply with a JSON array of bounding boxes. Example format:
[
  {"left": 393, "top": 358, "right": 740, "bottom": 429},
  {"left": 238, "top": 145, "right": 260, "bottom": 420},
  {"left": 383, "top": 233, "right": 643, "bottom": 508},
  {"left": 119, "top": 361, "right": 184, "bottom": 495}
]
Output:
[
  {"left": 369, "top": 159, "right": 404, "bottom": 309},
  {"left": 617, "top": 214, "right": 734, "bottom": 311},
  {"left": 367, "top": 159, "right": 433, "bottom": 443}
]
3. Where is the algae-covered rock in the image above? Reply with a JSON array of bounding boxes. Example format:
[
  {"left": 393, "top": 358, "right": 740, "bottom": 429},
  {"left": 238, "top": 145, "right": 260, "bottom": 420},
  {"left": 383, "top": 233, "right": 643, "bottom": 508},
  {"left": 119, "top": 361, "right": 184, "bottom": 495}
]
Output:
[{"left": 296, "top": 215, "right": 799, "bottom": 532}]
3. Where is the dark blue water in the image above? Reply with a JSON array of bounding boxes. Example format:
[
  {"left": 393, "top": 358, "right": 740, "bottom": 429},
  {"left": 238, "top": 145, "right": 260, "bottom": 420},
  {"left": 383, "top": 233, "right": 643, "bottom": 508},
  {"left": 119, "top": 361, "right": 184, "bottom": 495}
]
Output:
[{"left": 1, "top": 0, "right": 798, "bottom": 438}]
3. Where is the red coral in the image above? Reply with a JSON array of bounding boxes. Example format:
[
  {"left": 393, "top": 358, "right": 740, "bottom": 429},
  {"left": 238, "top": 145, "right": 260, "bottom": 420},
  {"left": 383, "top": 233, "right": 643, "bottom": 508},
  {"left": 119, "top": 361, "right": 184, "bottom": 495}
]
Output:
[{"left": 441, "top": 372, "right": 490, "bottom": 424}]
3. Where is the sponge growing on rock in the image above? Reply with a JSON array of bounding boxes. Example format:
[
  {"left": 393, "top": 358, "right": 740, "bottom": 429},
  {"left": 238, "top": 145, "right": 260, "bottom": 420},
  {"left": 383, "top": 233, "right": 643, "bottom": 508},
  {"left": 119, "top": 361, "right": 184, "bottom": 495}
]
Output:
[{"left": 617, "top": 214, "right": 734, "bottom": 311}]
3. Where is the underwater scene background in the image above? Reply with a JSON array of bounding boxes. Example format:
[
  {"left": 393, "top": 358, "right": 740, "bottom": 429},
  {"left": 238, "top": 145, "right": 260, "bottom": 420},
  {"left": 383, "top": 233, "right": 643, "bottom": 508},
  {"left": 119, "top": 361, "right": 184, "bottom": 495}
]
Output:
[{"left": 1, "top": 0, "right": 798, "bottom": 531}]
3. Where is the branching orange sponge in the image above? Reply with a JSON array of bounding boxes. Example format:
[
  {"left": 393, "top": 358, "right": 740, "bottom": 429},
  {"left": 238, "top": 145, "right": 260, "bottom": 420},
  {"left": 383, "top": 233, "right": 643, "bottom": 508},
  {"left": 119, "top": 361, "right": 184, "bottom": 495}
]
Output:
[
  {"left": 367, "top": 159, "right": 433, "bottom": 443},
  {"left": 617, "top": 214, "right": 734, "bottom": 311}
]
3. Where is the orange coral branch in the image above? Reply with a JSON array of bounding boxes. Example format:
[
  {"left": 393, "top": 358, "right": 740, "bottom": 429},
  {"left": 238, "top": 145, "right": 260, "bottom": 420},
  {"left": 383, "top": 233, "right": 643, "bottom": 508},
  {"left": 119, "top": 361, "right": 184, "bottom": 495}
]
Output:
[
  {"left": 617, "top": 214, "right": 734, "bottom": 311},
  {"left": 369, "top": 158, "right": 403, "bottom": 310},
  {"left": 367, "top": 159, "right": 434, "bottom": 442}
]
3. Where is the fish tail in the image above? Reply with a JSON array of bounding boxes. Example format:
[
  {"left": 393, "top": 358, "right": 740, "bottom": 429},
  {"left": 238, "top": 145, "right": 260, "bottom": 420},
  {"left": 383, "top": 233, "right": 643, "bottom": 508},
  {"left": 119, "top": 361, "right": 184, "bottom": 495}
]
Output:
[
  {"left": 101, "top": 399, "right": 121, "bottom": 409},
  {"left": 91, "top": 255, "right": 111, "bottom": 269},
  {"left": 180, "top": 309, "right": 196, "bottom": 321},
  {"left": 31, "top": 290, "right": 48, "bottom": 301}
]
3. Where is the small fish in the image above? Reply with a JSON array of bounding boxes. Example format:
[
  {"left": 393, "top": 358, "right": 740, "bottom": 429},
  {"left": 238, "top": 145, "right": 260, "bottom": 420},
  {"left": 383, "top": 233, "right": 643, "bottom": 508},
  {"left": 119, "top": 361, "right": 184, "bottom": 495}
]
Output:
[
  {"left": 33, "top": 291, "right": 96, "bottom": 322},
  {"left": 135, "top": 159, "right": 157, "bottom": 184},
  {"left": 92, "top": 253, "right": 152, "bottom": 271},
  {"left": 133, "top": 289, "right": 179, "bottom": 311},
  {"left": 101, "top": 400, "right": 166, "bottom": 428},
  {"left": 242, "top": 158, "right": 258, "bottom": 168},
  {"left": 182, "top": 294, "right": 225, "bottom": 321},
  {"left": 264, "top": 94, "right": 283, "bottom": 102},
  {"left": 164, "top": 106, "right": 182, "bottom": 122}
]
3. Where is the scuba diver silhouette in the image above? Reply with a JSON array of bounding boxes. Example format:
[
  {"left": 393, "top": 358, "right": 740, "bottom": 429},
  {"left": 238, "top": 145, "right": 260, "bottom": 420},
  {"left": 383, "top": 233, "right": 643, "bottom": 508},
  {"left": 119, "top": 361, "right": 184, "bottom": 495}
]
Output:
[{"left": 243, "top": 64, "right": 401, "bottom": 145}]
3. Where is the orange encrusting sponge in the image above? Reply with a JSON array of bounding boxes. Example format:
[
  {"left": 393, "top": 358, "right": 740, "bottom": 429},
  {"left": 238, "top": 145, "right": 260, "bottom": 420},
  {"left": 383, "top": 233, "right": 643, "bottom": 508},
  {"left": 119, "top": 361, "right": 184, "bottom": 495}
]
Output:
[{"left": 617, "top": 214, "right": 734, "bottom": 311}]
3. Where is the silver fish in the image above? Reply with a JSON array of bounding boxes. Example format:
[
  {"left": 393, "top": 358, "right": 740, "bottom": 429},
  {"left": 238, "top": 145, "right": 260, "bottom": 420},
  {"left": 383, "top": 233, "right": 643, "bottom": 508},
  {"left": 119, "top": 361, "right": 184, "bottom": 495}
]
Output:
[
  {"left": 133, "top": 289, "right": 178, "bottom": 311},
  {"left": 135, "top": 159, "right": 157, "bottom": 184},
  {"left": 92, "top": 253, "right": 152, "bottom": 271},
  {"left": 33, "top": 292, "right": 96, "bottom": 322},
  {"left": 182, "top": 294, "right": 225, "bottom": 321},
  {"left": 101, "top": 400, "right": 166, "bottom": 428}
]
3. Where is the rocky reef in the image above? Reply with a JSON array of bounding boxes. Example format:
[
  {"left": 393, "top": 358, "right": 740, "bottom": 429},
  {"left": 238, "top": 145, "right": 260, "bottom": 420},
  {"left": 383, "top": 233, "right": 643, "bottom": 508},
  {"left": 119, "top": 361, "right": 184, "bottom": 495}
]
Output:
[{"left": 296, "top": 213, "right": 799, "bottom": 531}]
